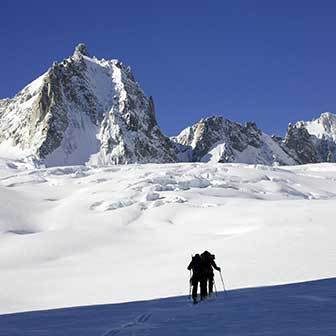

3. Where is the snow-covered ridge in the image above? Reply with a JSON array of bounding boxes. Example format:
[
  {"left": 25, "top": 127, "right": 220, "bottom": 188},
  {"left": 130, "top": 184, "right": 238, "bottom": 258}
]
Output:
[
  {"left": 171, "top": 116, "right": 296, "bottom": 165},
  {"left": 172, "top": 112, "right": 336, "bottom": 165},
  {"left": 296, "top": 112, "right": 336, "bottom": 141},
  {"left": 283, "top": 112, "right": 336, "bottom": 164}
]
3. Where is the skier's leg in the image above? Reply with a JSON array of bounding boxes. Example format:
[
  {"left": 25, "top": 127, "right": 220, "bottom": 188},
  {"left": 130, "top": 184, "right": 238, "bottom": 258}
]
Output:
[
  {"left": 200, "top": 278, "right": 207, "bottom": 300},
  {"left": 192, "top": 279, "right": 198, "bottom": 304},
  {"left": 209, "top": 273, "right": 214, "bottom": 295}
]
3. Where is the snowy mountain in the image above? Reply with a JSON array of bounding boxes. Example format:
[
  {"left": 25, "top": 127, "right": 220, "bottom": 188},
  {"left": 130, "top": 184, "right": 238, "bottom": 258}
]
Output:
[
  {"left": 172, "top": 113, "right": 336, "bottom": 165},
  {"left": 1, "top": 43, "right": 336, "bottom": 167},
  {"left": 0, "top": 43, "right": 176, "bottom": 166},
  {"left": 171, "top": 116, "right": 296, "bottom": 165},
  {"left": 284, "top": 112, "right": 336, "bottom": 164},
  {"left": 299, "top": 111, "right": 336, "bottom": 141}
]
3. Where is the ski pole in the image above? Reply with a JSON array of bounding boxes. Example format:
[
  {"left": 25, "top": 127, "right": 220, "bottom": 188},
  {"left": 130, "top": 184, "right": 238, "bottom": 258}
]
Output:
[
  {"left": 188, "top": 254, "right": 193, "bottom": 301},
  {"left": 213, "top": 278, "right": 218, "bottom": 297},
  {"left": 220, "top": 271, "right": 228, "bottom": 295},
  {"left": 188, "top": 270, "right": 192, "bottom": 300}
]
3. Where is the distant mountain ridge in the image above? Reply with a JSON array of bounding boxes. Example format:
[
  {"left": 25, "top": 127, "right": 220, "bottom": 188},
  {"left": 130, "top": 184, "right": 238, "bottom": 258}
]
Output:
[
  {"left": 171, "top": 112, "right": 336, "bottom": 165},
  {"left": 171, "top": 117, "right": 297, "bottom": 165},
  {"left": 0, "top": 44, "right": 336, "bottom": 167}
]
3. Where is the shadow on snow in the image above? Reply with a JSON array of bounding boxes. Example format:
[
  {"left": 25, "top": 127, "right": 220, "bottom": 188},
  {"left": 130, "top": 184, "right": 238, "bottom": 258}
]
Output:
[{"left": 1, "top": 278, "right": 335, "bottom": 336}]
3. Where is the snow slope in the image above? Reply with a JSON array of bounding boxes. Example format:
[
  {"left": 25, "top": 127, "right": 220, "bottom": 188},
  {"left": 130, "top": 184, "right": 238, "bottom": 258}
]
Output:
[
  {"left": 1, "top": 160, "right": 336, "bottom": 314},
  {"left": 1, "top": 278, "right": 335, "bottom": 335}
]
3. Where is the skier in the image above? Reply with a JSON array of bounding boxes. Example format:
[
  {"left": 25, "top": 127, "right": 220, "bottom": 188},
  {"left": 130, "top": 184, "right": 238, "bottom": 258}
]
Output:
[
  {"left": 187, "top": 254, "right": 206, "bottom": 304},
  {"left": 201, "top": 250, "right": 221, "bottom": 297}
]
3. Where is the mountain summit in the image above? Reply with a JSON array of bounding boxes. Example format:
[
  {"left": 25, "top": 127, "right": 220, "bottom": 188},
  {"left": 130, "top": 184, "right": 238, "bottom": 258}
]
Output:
[{"left": 0, "top": 44, "right": 176, "bottom": 166}]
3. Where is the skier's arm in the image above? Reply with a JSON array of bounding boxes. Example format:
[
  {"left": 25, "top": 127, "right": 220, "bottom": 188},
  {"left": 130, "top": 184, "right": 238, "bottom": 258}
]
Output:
[
  {"left": 187, "top": 260, "right": 193, "bottom": 271},
  {"left": 211, "top": 259, "right": 221, "bottom": 271}
]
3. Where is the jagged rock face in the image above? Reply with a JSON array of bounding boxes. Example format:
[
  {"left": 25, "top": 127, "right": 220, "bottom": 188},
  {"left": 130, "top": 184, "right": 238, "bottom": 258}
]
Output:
[
  {"left": 74, "top": 43, "right": 90, "bottom": 57},
  {"left": 172, "top": 117, "right": 259, "bottom": 162},
  {"left": 93, "top": 66, "right": 175, "bottom": 165},
  {"left": 284, "top": 125, "right": 320, "bottom": 164},
  {"left": 0, "top": 44, "right": 176, "bottom": 166},
  {"left": 284, "top": 113, "right": 336, "bottom": 164},
  {"left": 172, "top": 116, "right": 296, "bottom": 165}
]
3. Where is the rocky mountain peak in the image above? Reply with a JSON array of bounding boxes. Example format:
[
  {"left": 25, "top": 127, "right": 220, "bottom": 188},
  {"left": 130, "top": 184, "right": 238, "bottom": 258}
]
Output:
[
  {"left": 283, "top": 112, "right": 336, "bottom": 164},
  {"left": 0, "top": 44, "right": 176, "bottom": 166},
  {"left": 74, "top": 43, "right": 90, "bottom": 57},
  {"left": 171, "top": 116, "right": 296, "bottom": 165}
]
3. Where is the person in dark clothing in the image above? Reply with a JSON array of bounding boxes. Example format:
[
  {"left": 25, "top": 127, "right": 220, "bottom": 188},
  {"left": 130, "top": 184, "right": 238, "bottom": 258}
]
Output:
[
  {"left": 201, "top": 250, "right": 221, "bottom": 297},
  {"left": 187, "top": 254, "right": 207, "bottom": 304}
]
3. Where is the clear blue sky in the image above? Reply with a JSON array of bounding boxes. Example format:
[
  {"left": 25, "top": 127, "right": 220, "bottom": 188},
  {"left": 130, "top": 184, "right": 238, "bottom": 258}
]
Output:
[{"left": 1, "top": 0, "right": 336, "bottom": 136}]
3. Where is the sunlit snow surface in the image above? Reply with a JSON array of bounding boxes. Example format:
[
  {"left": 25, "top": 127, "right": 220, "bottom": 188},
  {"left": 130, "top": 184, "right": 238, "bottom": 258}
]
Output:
[{"left": 1, "top": 159, "right": 336, "bottom": 314}]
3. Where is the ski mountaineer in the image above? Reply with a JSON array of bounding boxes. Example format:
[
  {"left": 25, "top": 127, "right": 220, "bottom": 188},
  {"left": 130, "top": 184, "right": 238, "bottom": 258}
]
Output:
[
  {"left": 201, "top": 250, "right": 221, "bottom": 297},
  {"left": 187, "top": 254, "right": 207, "bottom": 304}
]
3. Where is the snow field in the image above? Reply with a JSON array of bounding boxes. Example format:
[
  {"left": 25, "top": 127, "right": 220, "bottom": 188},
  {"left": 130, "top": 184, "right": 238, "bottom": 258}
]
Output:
[{"left": 0, "top": 160, "right": 336, "bottom": 313}]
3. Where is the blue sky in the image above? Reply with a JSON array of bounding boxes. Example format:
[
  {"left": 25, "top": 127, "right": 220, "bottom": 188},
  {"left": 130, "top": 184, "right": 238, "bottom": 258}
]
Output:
[{"left": 1, "top": 0, "right": 336, "bottom": 136}]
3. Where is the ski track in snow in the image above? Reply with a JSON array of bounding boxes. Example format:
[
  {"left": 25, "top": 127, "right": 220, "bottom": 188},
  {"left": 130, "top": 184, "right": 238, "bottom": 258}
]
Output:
[
  {"left": 1, "top": 160, "right": 336, "bottom": 314},
  {"left": 103, "top": 312, "right": 153, "bottom": 336}
]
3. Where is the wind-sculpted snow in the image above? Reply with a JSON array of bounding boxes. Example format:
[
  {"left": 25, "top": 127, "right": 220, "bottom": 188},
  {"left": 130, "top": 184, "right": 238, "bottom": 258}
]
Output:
[{"left": 0, "top": 161, "right": 336, "bottom": 314}]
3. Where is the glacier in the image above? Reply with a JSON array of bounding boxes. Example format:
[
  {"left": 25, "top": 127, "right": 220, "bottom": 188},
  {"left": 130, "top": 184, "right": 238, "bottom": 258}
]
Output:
[{"left": 1, "top": 158, "right": 336, "bottom": 315}]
